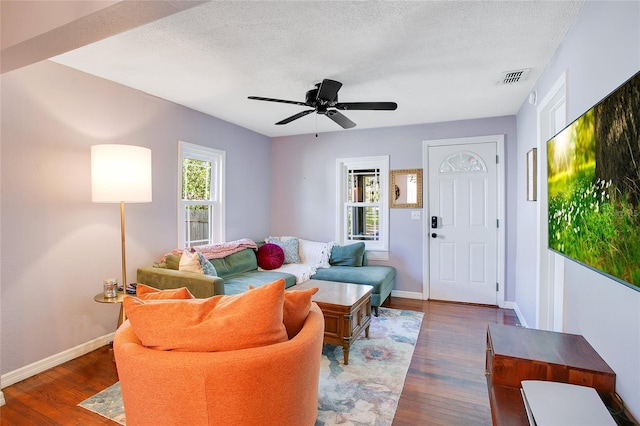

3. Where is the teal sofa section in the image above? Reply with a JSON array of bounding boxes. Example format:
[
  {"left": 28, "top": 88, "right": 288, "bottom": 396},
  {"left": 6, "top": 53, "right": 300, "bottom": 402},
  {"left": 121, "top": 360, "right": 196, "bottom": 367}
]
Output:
[
  {"left": 311, "top": 265, "right": 395, "bottom": 315},
  {"left": 207, "top": 248, "right": 297, "bottom": 294},
  {"left": 310, "top": 243, "right": 395, "bottom": 316}
]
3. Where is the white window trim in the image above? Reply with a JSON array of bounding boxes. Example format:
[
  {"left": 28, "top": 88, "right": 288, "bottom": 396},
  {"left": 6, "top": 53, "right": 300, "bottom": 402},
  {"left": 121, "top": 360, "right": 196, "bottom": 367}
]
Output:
[
  {"left": 335, "top": 155, "right": 389, "bottom": 260},
  {"left": 177, "top": 141, "right": 225, "bottom": 247}
]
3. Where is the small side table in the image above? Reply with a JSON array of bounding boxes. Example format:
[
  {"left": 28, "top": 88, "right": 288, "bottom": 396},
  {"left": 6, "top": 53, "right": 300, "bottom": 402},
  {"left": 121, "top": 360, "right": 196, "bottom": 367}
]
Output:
[{"left": 94, "top": 291, "right": 127, "bottom": 330}]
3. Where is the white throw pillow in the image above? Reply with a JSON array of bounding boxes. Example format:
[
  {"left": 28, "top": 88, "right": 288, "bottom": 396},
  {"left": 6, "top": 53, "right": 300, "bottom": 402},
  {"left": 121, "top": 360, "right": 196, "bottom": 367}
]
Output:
[
  {"left": 298, "top": 239, "right": 334, "bottom": 268},
  {"left": 178, "top": 249, "right": 203, "bottom": 274}
]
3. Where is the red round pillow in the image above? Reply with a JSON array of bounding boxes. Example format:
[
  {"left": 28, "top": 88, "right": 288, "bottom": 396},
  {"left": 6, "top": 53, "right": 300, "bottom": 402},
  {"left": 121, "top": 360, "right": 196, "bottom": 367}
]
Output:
[{"left": 257, "top": 243, "right": 285, "bottom": 270}]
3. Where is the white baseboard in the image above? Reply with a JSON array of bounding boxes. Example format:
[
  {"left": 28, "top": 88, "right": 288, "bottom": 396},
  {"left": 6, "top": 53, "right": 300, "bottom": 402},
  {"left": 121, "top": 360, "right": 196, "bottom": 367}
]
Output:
[
  {"left": 391, "top": 291, "right": 529, "bottom": 328},
  {"left": 0, "top": 390, "right": 5, "bottom": 407},
  {"left": 503, "top": 301, "right": 529, "bottom": 328},
  {"left": 1, "top": 332, "right": 115, "bottom": 392},
  {"left": 391, "top": 290, "right": 423, "bottom": 300}
]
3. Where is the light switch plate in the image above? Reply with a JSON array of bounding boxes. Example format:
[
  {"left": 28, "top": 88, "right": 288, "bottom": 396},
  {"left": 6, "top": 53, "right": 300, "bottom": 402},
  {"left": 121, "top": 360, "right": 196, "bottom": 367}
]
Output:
[{"left": 411, "top": 211, "right": 421, "bottom": 220}]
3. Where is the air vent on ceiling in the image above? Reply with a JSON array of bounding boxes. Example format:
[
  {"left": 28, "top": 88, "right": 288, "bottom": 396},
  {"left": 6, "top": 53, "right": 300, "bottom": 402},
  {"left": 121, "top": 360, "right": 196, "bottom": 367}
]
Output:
[{"left": 499, "top": 69, "right": 531, "bottom": 85}]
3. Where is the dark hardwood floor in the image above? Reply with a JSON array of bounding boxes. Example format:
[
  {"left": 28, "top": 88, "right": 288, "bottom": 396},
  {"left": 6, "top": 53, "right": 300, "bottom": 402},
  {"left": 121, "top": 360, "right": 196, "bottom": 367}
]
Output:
[
  {"left": 0, "top": 297, "right": 518, "bottom": 425},
  {"left": 1, "top": 345, "right": 119, "bottom": 425},
  {"left": 389, "top": 298, "right": 519, "bottom": 426}
]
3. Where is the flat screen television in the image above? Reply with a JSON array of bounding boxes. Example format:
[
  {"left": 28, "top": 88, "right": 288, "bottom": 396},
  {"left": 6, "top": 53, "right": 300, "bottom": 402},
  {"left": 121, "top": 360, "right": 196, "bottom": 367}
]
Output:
[{"left": 547, "top": 70, "right": 640, "bottom": 291}]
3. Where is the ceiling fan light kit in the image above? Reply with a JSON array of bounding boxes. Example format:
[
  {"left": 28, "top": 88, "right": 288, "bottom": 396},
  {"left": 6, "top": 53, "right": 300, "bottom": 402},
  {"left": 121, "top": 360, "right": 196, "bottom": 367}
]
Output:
[{"left": 249, "top": 79, "right": 397, "bottom": 130}]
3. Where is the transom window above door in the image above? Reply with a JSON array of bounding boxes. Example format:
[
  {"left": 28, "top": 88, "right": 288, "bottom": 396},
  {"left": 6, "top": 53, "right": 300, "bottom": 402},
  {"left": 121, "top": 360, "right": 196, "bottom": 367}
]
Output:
[{"left": 439, "top": 151, "right": 487, "bottom": 173}]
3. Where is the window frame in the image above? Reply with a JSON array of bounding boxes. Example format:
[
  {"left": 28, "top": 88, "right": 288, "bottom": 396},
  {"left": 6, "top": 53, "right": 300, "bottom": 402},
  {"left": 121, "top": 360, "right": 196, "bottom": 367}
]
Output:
[
  {"left": 177, "top": 141, "right": 225, "bottom": 247},
  {"left": 335, "top": 155, "right": 389, "bottom": 260}
]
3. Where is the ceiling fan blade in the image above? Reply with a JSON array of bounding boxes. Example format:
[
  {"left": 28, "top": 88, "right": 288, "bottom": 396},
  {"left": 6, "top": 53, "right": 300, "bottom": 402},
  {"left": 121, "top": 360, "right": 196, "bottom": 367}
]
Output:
[
  {"left": 335, "top": 102, "right": 398, "bottom": 111},
  {"left": 275, "top": 109, "right": 315, "bottom": 125},
  {"left": 248, "top": 96, "right": 307, "bottom": 107},
  {"left": 317, "top": 79, "right": 342, "bottom": 102},
  {"left": 326, "top": 110, "right": 356, "bottom": 129}
]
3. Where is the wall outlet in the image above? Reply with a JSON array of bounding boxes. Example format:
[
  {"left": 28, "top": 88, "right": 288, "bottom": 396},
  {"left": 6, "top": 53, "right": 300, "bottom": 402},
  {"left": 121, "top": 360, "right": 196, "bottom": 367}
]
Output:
[{"left": 411, "top": 211, "right": 421, "bottom": 220}]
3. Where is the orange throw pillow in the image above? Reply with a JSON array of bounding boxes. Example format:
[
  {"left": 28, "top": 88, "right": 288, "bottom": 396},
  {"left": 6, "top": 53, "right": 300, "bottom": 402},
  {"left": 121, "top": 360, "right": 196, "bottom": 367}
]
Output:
[
  {"left": 248, "top": 284, "right": 319, "bottom": 339},
  {"left": 283, "top": 286, "right": 319, "bottom": 338},
  {"left": 136, "top": 283, "right": 194, "bottom": 300},
  {"left": 124, "top": 279, "right": 288, "bottom": 352}
]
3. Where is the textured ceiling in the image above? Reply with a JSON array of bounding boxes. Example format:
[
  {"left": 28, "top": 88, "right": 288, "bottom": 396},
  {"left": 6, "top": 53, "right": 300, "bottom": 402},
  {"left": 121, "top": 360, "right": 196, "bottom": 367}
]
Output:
[{"left": 51, "top": 1, "right": 585, "bottom": 137}]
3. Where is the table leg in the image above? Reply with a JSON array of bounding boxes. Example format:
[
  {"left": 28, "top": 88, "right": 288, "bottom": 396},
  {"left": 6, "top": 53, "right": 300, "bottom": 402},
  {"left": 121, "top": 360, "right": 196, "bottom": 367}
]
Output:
[
  {"left": 117, "top": 303, "right": 126, "bottom": 329},
  {"left": 112, "top": 300, "right": 126, "bottom": 363}
]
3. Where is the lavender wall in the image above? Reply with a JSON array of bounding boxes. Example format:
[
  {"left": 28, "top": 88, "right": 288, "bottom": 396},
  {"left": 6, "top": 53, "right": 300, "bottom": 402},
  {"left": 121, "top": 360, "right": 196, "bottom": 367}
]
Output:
[
  {"left": 271, "top": 116, "right": 517, "bottom": 298},
  {"left": 0, "top": 60, "right": 272, "bottom": 375},
  {"left": 515, "top": 1, "right": 640, "bottom": 417},
  {"left": 4, "top": 5, "right": 636, "bottom": 417}
]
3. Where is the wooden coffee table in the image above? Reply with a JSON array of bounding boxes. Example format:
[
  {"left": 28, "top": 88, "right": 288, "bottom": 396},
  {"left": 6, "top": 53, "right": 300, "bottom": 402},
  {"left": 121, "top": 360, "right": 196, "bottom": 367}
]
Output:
[{"left": 293, "top": 279, "right": 373, "bottom": 365}]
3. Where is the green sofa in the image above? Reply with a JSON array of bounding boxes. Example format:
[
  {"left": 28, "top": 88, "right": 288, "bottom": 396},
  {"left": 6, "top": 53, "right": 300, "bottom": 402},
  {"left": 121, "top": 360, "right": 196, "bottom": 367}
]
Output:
[
  {"left": 136, "top": 242, "right": 395, "bottom": 315},
  {"left": 137, "top": 248, "right": 297, "bottom": 298}
]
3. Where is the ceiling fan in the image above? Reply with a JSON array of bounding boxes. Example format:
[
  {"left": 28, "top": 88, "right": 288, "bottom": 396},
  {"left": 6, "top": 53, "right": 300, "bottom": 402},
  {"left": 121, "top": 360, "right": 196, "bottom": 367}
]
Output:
[{"left": 248, "top": 79, "right": 397, "bottom": 129}]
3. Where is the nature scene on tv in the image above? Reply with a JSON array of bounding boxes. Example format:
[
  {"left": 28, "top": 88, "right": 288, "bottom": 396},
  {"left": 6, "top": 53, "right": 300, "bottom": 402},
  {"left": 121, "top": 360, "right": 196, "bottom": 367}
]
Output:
[{"left": 547, "top": 71, "right": 640, "bottom": 290}]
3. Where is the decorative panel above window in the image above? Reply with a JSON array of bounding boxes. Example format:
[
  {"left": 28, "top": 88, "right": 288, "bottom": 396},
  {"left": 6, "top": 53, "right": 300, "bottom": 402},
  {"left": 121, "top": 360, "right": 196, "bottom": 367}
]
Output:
[{"left": 439, "top": 151, "right": 487, "bottom": 173}]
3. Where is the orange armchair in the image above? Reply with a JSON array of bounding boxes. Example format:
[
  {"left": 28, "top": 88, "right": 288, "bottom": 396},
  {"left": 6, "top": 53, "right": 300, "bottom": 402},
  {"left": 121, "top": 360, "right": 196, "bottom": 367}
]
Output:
[{"left": 114, "top": 303, "right": 324, "bottom": 426}]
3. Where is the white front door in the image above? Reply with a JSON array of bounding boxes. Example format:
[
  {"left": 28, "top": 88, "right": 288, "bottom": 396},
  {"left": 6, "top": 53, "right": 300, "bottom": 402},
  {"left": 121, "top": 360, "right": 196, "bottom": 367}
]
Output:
[{"left": 428, "top": 142, "right": 498, "bottom": 305}]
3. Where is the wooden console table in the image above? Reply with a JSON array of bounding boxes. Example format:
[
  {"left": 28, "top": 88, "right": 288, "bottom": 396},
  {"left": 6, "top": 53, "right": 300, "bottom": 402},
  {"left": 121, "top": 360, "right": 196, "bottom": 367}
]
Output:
[{"left": 485, "top": 324, "right": 616, "bottom": 425}]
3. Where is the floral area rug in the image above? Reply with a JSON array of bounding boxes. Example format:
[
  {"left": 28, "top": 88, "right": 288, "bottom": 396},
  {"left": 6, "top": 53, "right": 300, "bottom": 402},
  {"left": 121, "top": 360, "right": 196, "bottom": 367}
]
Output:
[{"left": 79, "top": 307, "right": 423, "bottom": 426}]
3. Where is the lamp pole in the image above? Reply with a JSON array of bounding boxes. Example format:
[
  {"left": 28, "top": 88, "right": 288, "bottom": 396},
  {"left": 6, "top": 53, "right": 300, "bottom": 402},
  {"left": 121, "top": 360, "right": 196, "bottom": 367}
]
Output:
[{"left": 120, "top": 201, "right": 127, "bottom": 292}]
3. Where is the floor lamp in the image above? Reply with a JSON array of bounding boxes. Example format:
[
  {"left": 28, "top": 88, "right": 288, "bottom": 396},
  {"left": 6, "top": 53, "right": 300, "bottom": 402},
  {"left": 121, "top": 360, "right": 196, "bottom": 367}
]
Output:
[{"left": 91, "top": 144, "right": 152, "bottom": 323}]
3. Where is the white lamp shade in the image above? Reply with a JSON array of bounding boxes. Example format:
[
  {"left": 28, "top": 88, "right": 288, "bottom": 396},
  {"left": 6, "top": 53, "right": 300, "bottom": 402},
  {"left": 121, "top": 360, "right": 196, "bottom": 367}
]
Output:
[{"left": 91, "top": 144, "right": 152, "bottom": 203}]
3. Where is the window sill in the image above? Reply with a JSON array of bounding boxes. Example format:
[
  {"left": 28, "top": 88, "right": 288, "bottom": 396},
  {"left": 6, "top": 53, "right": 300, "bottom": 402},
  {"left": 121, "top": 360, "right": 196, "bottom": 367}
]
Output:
[{"left": 365, "top": 250, "right": 389, "bottom": 261}]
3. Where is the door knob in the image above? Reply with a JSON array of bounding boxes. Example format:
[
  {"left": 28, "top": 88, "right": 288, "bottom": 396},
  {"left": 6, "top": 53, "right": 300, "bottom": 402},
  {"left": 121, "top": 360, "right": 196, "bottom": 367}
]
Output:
[{"left": 431, "top": 233, "right": 437, "bottom": 238}]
